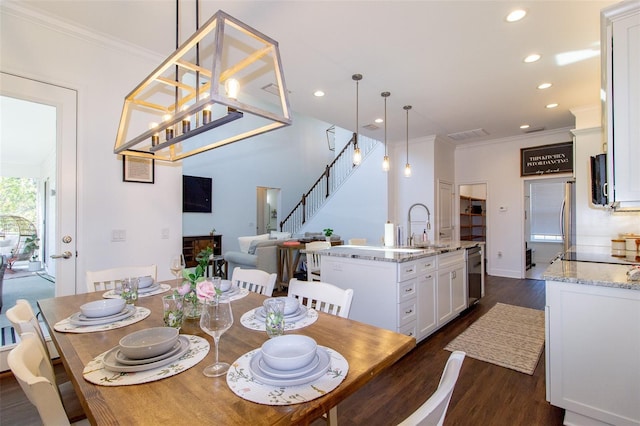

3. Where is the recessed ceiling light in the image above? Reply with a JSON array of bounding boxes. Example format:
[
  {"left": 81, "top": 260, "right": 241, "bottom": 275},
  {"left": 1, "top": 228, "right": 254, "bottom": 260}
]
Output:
[
  {"left": 374, "top": 118, "right": 383, "bottom": 124},
  {"left": 506, "top": 9, "right": 527, "bottom": 22},
  {"left": 520, "top": 124, "right": 530, "bottom": 129},
  {"left": 313, "top": 90, "right": 325, "bottom": 97},
  {"left": 538, "top": 82, "right": 552, "bottom": 90},
  {"left": 524, "top": 54, "right": 541, "bottom": 63},
  {"left": 546, "top": 103, "right": 559, "bottom": 109}
]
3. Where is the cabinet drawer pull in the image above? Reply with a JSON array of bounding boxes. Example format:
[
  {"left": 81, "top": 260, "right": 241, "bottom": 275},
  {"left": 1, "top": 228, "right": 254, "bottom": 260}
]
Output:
[
  {"left": 405, "top": 287, "right": 413, "bottom": 293},
  {"left": 405, "top": 309, "right": 413, "bottom": 314}
]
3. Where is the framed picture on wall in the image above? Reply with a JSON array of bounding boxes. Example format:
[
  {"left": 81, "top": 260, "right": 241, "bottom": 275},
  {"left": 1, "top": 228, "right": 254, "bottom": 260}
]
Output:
[{"left": 123, "top": 151, "right": 154, "bottom": 183}]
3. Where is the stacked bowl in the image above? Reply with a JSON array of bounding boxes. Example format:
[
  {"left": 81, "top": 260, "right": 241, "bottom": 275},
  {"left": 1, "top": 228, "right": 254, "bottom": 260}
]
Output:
[{"left": 250, "top": 335, "right": 331, "bottom": 386}]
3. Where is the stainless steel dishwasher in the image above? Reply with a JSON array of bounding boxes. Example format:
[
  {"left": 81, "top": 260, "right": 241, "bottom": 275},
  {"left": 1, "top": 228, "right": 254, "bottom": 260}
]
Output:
[{"left": 466, "top": 246, "right": 483, "bottom": 306}]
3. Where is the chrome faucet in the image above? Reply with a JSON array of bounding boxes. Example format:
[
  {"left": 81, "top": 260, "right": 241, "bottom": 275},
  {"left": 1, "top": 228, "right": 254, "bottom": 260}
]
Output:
[{"left": 407, "top": 203, "right": 431, "bottom": 246}]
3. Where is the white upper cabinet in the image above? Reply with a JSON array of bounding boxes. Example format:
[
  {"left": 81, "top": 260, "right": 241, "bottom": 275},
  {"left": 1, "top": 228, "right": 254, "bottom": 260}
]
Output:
[{"left": 601, "top": 2, "right": 640, "bottom": 210}]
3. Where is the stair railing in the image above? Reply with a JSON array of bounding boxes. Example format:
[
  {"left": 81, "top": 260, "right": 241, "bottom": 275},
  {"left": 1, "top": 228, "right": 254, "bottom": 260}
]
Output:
[{"left": 280, "top": 133, "right": 378, "bottom": 234}]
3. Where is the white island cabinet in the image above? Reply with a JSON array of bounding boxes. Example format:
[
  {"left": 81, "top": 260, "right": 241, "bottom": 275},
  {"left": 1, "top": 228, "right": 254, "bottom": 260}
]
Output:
[
  {"left": 545, "top": 261, "right": 640, "bottom": 426},
  {"left": 321, "top": 246, "right": 468, "bottom": 342}
]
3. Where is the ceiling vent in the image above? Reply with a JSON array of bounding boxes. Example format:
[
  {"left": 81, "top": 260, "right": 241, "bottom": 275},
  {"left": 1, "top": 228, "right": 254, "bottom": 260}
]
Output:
[
  {"left": 447, "top": 128, "right": 489, "bottom": 141},
  {"left": 261, "top": 83, "right": 291, "bottom": 96},
  {"left": 523, "top": 126, "right": 545, "bottom": 133},
  {"left": 363, "top": 123, "right": 379, "bottom": 131}
]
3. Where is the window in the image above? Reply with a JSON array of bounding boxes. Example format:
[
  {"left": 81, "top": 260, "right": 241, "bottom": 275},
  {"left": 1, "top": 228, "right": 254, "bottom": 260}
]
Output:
[{"left": 529, "top": 181, "right": 563, "bottom": 242}]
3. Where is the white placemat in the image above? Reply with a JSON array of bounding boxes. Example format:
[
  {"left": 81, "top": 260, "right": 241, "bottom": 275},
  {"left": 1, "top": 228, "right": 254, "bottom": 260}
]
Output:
[
  {"left": 83, "top": 335, "right": 209, "bottom": 386},
  {"left": 222, "top": 286, "right": 250, "bottom": 301},
  {"left": 240, "top": 308, "right": 318, "bottom": 332},
  {"left": 54, "top": 307, "right": 151, "bottom": 333},
  {"left": 102, "top": 283, "right": 172, "bottom": 299},
  {"left": 227, "top": 346, "right": 348, "bottom": 405}
]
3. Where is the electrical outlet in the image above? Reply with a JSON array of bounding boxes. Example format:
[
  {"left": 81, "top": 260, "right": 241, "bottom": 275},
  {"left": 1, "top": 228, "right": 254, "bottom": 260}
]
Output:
[
  {"left": 111, "top": 229, "right": 126, "bottom": 242},
  {"left": 161, "top": 228, "right": 170, "bottom": 239}
]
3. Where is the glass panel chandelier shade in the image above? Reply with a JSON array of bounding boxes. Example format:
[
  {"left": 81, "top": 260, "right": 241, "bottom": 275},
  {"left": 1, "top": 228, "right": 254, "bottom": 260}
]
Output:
[
  {"left": 404, "top": 105, "right": 412, "bottom": 178},
  {"left": 352, "top": 73, "right": 362, "bottom": 166},
  {"left": 114, "top": 10, "right": 292, "bottom": 162},
  {"left": 381, "top": 91, "right": 390, "bottom": 172}
]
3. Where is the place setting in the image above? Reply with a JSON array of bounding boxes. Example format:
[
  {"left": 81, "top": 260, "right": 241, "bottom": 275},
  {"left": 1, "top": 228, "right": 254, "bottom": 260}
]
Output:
[
  {"left": 227, "top": 334, "right": 348, "bottom": 405},
  {"left": 213, "top": 277, "right": 250, "bottom": 301},
  {"left": 54, "top": 298, "right": 151, "bottom": 333},
  {"left": 102, "top": 275, "right": 171, "bottom": 299},
  {"left": 83, "top": 327, "right": 209, "bottom": 386},
  {"left": 240, "top": 296, "right": 318, "bottom": 332}
]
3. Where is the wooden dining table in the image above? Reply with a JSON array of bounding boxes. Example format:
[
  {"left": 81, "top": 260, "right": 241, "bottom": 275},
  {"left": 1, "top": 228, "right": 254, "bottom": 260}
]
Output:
[{"left": 38, "top": 281, "right": 416, "bottom": 425}]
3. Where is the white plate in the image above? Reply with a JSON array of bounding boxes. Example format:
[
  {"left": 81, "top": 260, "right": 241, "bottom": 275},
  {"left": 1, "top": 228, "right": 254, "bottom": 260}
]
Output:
[
  {"left": 69, "top": 306, "right": 135, "bottom": 326},
  {"left": 249, "top": 347, "right": 330, "bottom": 386},
  {"left": 77, "top": 306, "right": 129, "bottom": 322},
  {"left": 220, "top": 285, "right": 240, "bottom": 296},
  {"left": 257, "top": 352, "right": 320, "bottom": 379},
  {"left": 254, "top": 305, "right": 308, "bottom": 323},
  {"left": 138, "top": 283, "right": 161, "bottom": 294},
  {"left": 115, "top": 339, "right": 183, "bottom": 365},
  {"left": 102, "top": 336, "right": 190, "bottom": 373}
]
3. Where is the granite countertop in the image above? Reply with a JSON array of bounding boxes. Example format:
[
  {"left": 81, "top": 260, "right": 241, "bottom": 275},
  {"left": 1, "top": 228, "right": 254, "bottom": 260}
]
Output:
[
  {"left": 319, "top": 241, "right": 483, "bottom": 263},
  {"left": 544, "top": 260, "right": 640, "bottom": 290}
]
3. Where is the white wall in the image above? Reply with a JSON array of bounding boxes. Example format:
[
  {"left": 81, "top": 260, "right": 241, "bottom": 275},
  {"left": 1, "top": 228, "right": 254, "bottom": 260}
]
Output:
[
  {"left": 300, "top": 143, "right": 388, "bottom": 245},
  {"left": 456, "top": 106, "right": 640, "bottom": 278},
  {"left": 389, "top": 135, "right": 437, "bottom": 244},
  {"left": 456, "top": 129, "right": 574, "bottom": 278},
  {"left": 182, "top": 112, "right": 336, "bottom": 251},
  {"left": 1, "top": 4, "right": 183, "bottom": 284}
]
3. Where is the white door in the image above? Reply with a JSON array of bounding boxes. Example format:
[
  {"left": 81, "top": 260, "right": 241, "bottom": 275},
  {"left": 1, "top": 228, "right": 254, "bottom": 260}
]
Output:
[
  {"left": 438, "top": 180, "right": 454, "bottom": 241},
  {"left": 0, "top": 73, "right": 77, "bottom": 294}
]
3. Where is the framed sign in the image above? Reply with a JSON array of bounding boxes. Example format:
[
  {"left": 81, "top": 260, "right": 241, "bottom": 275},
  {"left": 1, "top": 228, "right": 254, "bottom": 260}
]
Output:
[
  {"left": 521, "top": 142, "right": 573, "bottom": 176},
  {"left": 123, "top": 152, "right": 155, "bottom": 183}
]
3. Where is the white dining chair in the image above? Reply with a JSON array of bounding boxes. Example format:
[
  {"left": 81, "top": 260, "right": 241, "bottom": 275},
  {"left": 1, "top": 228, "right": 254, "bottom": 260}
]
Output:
[
  {"left": 397, "top": 351, "right": 466, "bottom": 426},
  {"left": 6, "top": 300, "right": 87, "bottom": 423},
  {"left": 230, "top": 267, "right": 277, "bottom": 296},
  {"left": 304, "top": 241, "right": 330, "bottom": 281},
  {"left": 85, "top": 264, "right": 157, "bottom": 293},
  {"left": 288, "top": 278, "right": 354, "bottom": 424},
  {"left": 288, "top": 279, "right": 354, "bottom": 319},
  {"left": 8, "top": 333, "right": 89, "bottom": 426}
]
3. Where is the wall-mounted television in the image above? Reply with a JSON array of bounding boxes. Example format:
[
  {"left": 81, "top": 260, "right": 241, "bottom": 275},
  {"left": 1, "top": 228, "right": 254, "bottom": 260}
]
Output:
[{"left": 183, "top": 175, "right": 212, "bottom": 213}]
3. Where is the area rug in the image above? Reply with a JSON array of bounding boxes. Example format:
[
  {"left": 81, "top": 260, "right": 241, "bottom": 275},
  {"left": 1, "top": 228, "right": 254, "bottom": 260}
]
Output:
[{"left": 445, "top": 303, "right": 545, "bottom": 375}]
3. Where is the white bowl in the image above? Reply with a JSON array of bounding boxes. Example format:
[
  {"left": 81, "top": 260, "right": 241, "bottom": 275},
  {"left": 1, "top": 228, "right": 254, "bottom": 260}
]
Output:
[
  {"left": 138, "top": 276, "right": 154, "bottom": 288},
  {"left": 261, "top": 335, "right": 317, "bottom": 371},
  {"left": 119, "top": 327, "right": 179, "bottom": 360},
  {"left": 278, "top": 297, "right": 300, "bottom": 315},
  {"left": 219, "top": 280, "right": 232, "bottom": 292},
  {"left": 80, "top": 299, "right": 126, "bottom": 318}
]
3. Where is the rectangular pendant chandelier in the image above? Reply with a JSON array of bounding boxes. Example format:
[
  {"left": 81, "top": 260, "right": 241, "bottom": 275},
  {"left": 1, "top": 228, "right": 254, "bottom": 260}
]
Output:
[{"left": 114, "top": 10, "right": 292, "bottom": 162}]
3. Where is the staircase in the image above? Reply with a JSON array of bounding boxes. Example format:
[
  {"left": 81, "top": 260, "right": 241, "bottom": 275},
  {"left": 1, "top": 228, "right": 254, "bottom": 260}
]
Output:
[{"left": 280, "top": 133, "right": 379, "bottom": 235}]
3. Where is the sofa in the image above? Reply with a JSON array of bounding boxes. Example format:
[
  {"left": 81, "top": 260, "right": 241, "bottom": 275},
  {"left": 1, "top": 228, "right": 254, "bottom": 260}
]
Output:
[{"left": 224, "top": 232, "right": 291, "bottom": 275}]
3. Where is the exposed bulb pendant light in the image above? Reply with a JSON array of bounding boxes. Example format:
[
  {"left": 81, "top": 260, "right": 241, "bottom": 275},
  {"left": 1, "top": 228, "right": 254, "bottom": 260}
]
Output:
[
  {"left": 381, "top": 91, "right": 390, "bottom": 172},
  {"left": 352, "top": 74, "right": 363, "bottom": 166},
  {"left": 113, "top": 5, "right": 292, "bottom": 162},
  {"left": 404, "top": 105, "right": 412, "bottom": 178}
]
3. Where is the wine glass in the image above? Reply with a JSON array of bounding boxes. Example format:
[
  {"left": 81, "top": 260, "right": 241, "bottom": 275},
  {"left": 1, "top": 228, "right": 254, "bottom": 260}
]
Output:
[
  {"left": 199, "top": 296, "right": 234, "bottom": 377},
  {"left": 170, "top": 254, "right": 185, "bottom": 282}
]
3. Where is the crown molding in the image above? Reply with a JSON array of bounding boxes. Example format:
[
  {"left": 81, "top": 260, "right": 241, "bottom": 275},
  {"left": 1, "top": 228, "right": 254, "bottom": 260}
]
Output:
[{"left": 1, "top": 1, "right": 164, "bottom": 63}]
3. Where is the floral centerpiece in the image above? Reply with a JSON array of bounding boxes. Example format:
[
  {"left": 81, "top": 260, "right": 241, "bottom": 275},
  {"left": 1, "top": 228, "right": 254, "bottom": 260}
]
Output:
[{"left": 174, "top": 246, "right": 215, "bottom": 318}]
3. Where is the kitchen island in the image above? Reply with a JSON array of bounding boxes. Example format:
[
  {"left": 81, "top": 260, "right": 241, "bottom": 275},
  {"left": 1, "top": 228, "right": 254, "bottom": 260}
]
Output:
[
  {"left": 319, "top": 241, "right": 483, "bottom": 343},
  {"left": 544, "top": 260, "right": 640, "bottom": 426}
]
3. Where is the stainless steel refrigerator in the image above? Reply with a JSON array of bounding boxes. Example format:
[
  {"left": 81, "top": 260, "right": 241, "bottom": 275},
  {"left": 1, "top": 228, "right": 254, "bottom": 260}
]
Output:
[{"left": 562, "top": 180, "right": 576, "bottom": 253}]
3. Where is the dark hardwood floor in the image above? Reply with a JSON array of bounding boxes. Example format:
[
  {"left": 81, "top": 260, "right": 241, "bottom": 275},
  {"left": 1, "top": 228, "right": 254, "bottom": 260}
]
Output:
[{"left": 1, "top": 275, "right": 564, "bottom": 425}]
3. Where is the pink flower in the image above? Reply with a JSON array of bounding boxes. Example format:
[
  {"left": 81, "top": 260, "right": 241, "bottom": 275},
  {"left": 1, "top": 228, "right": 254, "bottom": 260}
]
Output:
[
  {"left": 196, "top": 280, "right": 217, "bottom": 300},
  {"left": 176, "top": 282, "right": 191, "bottom": 296}
]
